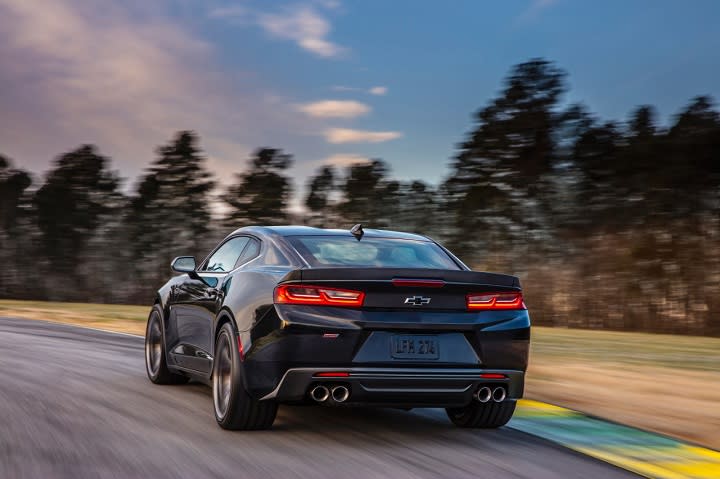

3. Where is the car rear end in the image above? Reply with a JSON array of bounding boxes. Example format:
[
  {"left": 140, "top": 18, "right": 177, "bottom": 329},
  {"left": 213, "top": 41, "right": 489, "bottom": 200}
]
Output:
[{"left": 242, "top": 233, "right": 529, "bottom": 411}]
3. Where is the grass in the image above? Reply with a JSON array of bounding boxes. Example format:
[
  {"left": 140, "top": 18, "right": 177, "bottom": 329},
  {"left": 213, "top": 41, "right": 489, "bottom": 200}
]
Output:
[
  {"left": 1, "top": 299, "right": 719, "bottom": 448},
  {"left": 0, "top": 299, "right": 149, "bottom": 333},
  {"left": 531, "top": 327, "right": 720, "bottom": 372}
]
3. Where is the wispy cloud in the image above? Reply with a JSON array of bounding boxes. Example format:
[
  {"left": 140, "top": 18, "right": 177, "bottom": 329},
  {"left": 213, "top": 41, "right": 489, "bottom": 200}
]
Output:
[
  {"left": 319, "top": 153, "right": 371, "bottom": 167},
  {"left": 332, "top": 85, "right": 388, "bottom": 96},
  {"left": 259, "top": 6, "right": 345, "bottom": 58},
  {"left": 210, "top": 3, "right": 346, "bottom": 59},
  {"left": 324, "top": 128, "right": 402, "bottom": 144},
  {"left": 298, "top": 100, "right": 370, "bottom": 118}
]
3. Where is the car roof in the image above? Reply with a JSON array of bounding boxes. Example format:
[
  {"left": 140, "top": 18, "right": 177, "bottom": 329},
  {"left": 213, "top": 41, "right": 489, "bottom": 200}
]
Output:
[{"left": 229, "top": 225, "right": 432, "bottom": 242}]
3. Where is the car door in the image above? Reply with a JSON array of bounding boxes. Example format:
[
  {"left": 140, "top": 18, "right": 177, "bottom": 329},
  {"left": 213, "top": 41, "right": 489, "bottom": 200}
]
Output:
[{"left": 170, "top": 236, "right": 250, "bottom": 374}]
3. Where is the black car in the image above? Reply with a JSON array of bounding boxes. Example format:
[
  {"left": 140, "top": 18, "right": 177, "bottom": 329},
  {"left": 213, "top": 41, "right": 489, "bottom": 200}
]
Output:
[{"left": 144, "top": 225, "right": 530, "bottom": 430}]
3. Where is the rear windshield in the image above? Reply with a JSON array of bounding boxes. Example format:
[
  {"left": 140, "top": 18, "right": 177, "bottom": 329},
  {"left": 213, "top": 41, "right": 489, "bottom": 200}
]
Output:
[{"left": 288, "top": 236, "right": 460, "bottom": 269}]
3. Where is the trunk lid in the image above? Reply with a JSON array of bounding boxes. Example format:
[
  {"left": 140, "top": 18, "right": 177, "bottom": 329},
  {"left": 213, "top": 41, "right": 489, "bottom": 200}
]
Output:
[{"left": 278, "top": 268, "right": 521, "bottom": 311}]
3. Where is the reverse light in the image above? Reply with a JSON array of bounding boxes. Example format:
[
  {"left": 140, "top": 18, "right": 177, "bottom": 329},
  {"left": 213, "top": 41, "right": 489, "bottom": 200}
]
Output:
[
  {"left": 466, "top": 292, "right": 526, "bottom": 310},
  {"left": 274, "top": 284, "right": 365, "bottom": 307}
]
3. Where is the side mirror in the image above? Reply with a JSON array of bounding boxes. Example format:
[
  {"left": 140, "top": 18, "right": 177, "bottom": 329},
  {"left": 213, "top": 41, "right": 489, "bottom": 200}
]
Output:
[{"left": 171, "top": 256, "right": 196, "bottom": 273}]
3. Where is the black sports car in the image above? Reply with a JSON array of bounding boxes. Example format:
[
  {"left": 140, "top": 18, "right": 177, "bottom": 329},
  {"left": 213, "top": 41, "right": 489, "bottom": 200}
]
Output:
[{"left": 144, "top": 225, "right": 530, "bottom": 430}]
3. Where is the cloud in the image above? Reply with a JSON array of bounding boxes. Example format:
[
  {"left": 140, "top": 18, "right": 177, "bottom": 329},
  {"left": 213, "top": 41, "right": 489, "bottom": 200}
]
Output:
[
  {"left": 257, "top": 6, "right": 346, "bottom": 58},
  {"left": 324, "top": 128, "right": 402, "bottom": 144},
  {"left": 331, "top": 85, "right": 361, "bottom": 92},
  {"left": 0, "top": 0, "right": 303, "bottom": 189},
  {"left": 332, "top": 85, "right": 388, "bottom": 96},
  {"left": 320, "top": 153, "right": 371, "bottom": 167},
  {"left": 298, "top": 100, "right": 370, "bottom": 118}
]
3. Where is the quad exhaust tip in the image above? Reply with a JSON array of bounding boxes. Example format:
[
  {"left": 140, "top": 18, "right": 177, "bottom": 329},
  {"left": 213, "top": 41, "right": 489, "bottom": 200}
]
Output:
[
  {"left": 310, "top": 385, "right": 330, "bottom": 402},
  {"left": 331, "top": 385, "right": 350, "bottom": 403},
  {"left": 475, "top": 386, "right": 492, "bottom": 403},
  {"left": 492, "top": 386, "right": 506, "bottom": 403}
]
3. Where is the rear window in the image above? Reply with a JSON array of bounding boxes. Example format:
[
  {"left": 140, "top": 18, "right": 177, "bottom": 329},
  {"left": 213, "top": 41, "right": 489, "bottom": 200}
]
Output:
[{"left": 288, "top": 236, "right": 460, "bottom": 269}]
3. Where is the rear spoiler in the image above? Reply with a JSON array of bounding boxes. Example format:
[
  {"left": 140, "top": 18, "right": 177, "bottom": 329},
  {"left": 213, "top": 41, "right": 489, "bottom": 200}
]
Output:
[{"left": 279, "top": 268, "right": 520, "bottom": 288}]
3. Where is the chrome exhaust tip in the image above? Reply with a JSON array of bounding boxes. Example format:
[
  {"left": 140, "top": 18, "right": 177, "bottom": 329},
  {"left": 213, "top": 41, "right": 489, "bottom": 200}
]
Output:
[
  {"left": 331, "top": 385, "right": 350, "bottom": 403},
  {"left": 310, "top": 385, "right": 330, "bottom": 402},
  {"left": 492, "top": 387, "right": 507, "bottom": 403},
  {"left": 475, "top": 386, "right": 492, "bottom": 403}
]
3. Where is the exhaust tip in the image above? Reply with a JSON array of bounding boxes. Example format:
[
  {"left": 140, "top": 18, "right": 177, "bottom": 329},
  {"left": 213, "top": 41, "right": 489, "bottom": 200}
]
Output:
[
  {"left": 475, "top": 386, "right": 492, "bottom": 403},
  {"left": 492, "top": 387, "right": 507, "bottom": 403},
  {"left": 331, "top": 385, "right": 350, "bottom": 403},
  {"left": 310, "top": 385, "right": 330, "bottom": 402}
]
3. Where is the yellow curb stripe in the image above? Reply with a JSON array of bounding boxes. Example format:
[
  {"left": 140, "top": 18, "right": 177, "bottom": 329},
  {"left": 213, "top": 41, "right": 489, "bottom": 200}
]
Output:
[
  {"left": 511, "top": 400, "right": 720, "bottom": 479},
  {"left": 573, "top": 447, "right": 687, "bottom": 479}
]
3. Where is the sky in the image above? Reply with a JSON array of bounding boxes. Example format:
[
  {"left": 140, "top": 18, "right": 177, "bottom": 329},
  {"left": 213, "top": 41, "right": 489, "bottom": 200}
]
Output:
[{"left": 2, "top": 0, "right": 720, "bottom": 209}]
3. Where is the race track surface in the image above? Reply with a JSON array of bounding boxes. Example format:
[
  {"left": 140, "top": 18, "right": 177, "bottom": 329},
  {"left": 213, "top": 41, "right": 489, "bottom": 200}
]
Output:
[{"left": 0, "top": 317, "right": 637, "bottom": 479}]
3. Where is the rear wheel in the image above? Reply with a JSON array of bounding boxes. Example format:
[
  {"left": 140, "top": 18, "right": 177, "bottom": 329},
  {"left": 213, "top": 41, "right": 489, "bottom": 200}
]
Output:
[
  {"left": 213, "top": 323, "right": 277, "bottom": 430},
  {"left": 446, "top": 400, "right": 516, "bottom": 428},
  {"left": 145, "top": 307, "right": 188, "bottom": 385}
]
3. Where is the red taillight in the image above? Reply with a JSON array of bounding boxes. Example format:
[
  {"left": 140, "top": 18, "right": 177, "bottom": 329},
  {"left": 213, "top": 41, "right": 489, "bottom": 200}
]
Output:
[
  {"left": 391, "top": 278, "right": 445, "bottom": 288},
  {"left": 274, "top": 284, "right": 365, "bottom": 307},
  {"left": 313, "top": 372, "right": 350, "bottom": 378},
  {"left": 480, "top": 373, "right": 507, "bottom": 379},
  {"left": 466, "top": 292, "right": 526, "bottom": 310}
]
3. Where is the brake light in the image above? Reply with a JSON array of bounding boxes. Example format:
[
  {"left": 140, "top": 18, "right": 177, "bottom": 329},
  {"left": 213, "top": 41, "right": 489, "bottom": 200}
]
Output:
[
  {"left": 392, "top": 278, "right": 445, "bottom": 288},
  {"left": 274, "top": 284, "right": 365, "bottom": 307},
  {"left": 466, "top": 292, "right": 525, "bottom": 310}
]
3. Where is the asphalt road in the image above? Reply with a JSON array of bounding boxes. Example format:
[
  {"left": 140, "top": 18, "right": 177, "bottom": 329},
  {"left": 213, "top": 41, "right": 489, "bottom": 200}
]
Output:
[{"left": 0, "top": 317, "right": 637, "bottom": 479}]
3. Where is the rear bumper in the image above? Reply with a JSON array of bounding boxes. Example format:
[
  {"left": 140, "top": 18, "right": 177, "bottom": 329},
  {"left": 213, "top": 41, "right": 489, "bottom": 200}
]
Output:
[{"left": 260, "top": 367, "right": 524, "bottom": 407}]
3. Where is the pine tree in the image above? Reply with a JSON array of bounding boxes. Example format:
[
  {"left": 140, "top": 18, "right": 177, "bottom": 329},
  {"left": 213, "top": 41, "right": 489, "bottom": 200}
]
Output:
[{"left": 223, "top": 148, "right": 293, "bottom": 227}]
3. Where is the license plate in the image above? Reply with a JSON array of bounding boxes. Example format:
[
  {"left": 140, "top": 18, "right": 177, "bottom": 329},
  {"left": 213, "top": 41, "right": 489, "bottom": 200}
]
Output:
[{"left": 391, "top": 335, "right": 439, "bottom": 360}]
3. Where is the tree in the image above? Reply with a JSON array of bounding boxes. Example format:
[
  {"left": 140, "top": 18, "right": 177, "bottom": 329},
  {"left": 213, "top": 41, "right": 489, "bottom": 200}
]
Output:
[
  {"left": 570, "top": 120, "right": 623, "bottom": 225},
  {"left": 664, "top": 96, "right": 720, "bottom": 213},
  {"left": 128, "top": 131, "right": 215, "bottom": 295},
  {"left": 222, "top": 148, "right": 293, "bottom": 227},
  {"left": 389, "top": 180, "right": 439, "bottom": 236},
  {"left": 0, "top": 155, "right": 33, "bottom": 298},
  {"left": 304, "top": 166, "right": 336, "bottom": 227},
  {"left": 336, "top": 160, "right": 396, "bottom": 228},
  {"left": 0, "top": 154, "right": 32, "bottom": 233},
  {"left": 34, "top": 145, "right": 121, "bottom": 270},
  {"left": 444, "top": 59, "right": 567, "bottom": 260}
]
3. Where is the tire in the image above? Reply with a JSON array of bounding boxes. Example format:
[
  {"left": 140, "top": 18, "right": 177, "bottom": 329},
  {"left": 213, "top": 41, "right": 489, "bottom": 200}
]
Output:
[
  {"left": 213, "top": 323, "right": 277, "bottom": 430},
  {"left": 446, "top": 400, "right": 516, "bottom": 428},
  {"left": 145, "top": 306, "right": 189, "bottom": 385}
]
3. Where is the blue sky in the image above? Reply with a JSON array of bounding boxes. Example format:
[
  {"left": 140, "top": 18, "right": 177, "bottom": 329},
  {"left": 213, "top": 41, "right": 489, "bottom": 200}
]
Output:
[{"left": 2, "top": 0, "right": 719, "bottom": 206}]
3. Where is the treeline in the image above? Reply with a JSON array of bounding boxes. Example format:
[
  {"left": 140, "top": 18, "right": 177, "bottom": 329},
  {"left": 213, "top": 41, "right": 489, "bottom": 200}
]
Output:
[{"left": 1, "top": 59, "right": 719, "bottom": 335}]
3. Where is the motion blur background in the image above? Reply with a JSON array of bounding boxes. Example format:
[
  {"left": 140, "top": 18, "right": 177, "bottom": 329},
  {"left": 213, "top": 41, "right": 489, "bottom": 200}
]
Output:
[{"left": 2, "top": 0, "right": 719, "bottom": 337}]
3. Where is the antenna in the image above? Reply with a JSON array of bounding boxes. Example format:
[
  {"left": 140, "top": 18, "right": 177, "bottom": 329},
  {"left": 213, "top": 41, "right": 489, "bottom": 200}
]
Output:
[{"left": 350, "top": 223, "right": 364, "bottom": 241}]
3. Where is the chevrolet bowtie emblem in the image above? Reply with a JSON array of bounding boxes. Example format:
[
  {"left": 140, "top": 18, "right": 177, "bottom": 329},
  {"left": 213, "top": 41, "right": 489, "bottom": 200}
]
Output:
[{"left": 404, "top": 296, "right": 431, "bottom": 306}]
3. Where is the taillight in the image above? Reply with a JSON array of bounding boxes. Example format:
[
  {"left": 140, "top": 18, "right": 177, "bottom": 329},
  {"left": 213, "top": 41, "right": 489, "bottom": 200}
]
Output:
[
  {"left": 466, "top": 292, "right": 526, "bottom": 310},
  {"left": 274, "top": 284, "right": 365, "bottom": 307}
]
